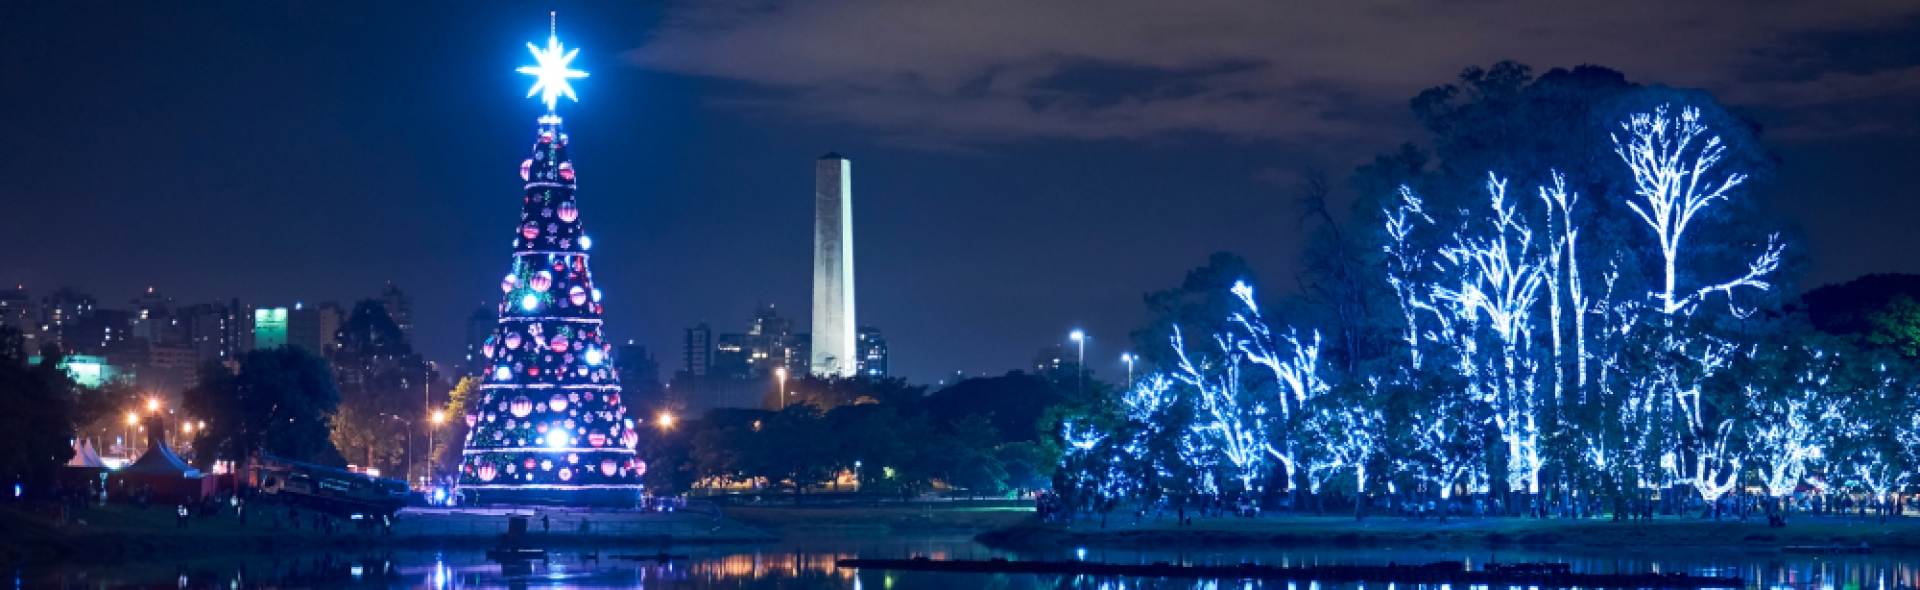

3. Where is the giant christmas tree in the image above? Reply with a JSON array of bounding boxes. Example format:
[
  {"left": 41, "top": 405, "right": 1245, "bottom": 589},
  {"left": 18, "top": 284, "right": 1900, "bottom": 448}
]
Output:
[{"left": 457, "top": 22, "right": 644, "bottom": 506}]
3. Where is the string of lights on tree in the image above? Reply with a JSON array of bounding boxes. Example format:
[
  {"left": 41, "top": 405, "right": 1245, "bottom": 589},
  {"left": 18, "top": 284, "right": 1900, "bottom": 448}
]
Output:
[{"left": 1059, "top": 105, "right": 1920, "bottom": 513}]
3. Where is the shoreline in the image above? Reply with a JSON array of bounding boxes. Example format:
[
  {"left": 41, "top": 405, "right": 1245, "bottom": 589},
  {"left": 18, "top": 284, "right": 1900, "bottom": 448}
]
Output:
[
  {"left": 975, "top": 514, "right": 1920, "bottom": 551},
  {"left": 0, "top": 504, "right": 775, "bottom": 567}
]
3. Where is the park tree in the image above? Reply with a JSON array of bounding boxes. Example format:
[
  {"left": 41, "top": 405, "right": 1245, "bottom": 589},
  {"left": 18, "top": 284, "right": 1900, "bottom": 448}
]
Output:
[
  {"left": 0, "top": 330, "right": 79, "bottom": 496},
  {"left": 185, "top": 346, "right": 343, "bottom": 467}
]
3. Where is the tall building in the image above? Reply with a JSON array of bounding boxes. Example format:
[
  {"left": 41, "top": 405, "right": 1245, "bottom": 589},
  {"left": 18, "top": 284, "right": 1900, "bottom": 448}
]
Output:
[
  {"left": 712, "top": 303, "right": 806, "bottom": 379},
  {"left": 379, "top": 283, "right": 414, "bottom": 345},
  {"left": 286, "top": 301, "right": 342, "bottom": 355},
  {"left": 810, "top": 153, "right": 857, "bottom": 377},
  {"left": 180, "top": 299, "right": 253, "bottom": 366},
  {"left": 682, "top": 322, "right": 713, "bottom": 378},
  {"left": 462, "top": 304, "right": 496, "bottom": 377},
  {"left": 255, "top": 307, "right": 289, "bottom": 349},
  {"left": 39, "top": 286, "right": 97, "bottom": 350},
  {"left": 1033, "top": 344, "right": 1078, "bottom": 379},
  {"left": 0, "top": 287, "right": 32, "bottom": 352},
  {"left": 856, "top": 326, "right": 888, "bottom": 377}
]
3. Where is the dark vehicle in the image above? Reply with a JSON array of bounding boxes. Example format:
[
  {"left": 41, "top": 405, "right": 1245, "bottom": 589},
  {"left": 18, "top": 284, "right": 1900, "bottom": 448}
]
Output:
[{"left": 252, "top": 454, "right": 409, "bottom": 518}]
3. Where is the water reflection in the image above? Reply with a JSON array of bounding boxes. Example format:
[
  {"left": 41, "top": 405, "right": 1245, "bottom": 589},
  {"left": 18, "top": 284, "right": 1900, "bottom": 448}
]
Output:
[{"left": 17, "top": 533, "right": 1920, "bottom": 589}]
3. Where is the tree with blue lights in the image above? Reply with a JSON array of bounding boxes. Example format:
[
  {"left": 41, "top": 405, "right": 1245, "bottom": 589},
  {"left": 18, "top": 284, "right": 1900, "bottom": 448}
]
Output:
[{"left": 457, "top": 21, "right": 643, "bottom": 505}]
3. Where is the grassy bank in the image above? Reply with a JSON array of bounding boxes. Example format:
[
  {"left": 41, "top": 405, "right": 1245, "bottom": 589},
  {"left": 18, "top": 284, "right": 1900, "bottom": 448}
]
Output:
[
  {"left": 724, "top": 504, "right": 1032, "bottom": 533},
  {"left": 0, "top": 503, "right": 773, "bottom": 566},
  {"left": 978, "top": 513, "right": 1920, "bottom": 551}
]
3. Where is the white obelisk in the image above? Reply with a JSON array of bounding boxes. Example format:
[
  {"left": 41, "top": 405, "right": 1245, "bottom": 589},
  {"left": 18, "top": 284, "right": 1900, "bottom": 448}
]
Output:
[{"left": 811, "top": 153, "right": 857, "bottom": 377}]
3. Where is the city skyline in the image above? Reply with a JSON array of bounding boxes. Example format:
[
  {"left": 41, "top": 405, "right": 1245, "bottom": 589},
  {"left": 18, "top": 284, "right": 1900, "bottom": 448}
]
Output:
[{"left": 4, "top": 3, "right": 1918, "bottom": 382}]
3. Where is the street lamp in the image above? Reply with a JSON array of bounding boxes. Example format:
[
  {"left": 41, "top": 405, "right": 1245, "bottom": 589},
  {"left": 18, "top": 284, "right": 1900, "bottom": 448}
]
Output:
[
  {"left": 1069, "top": 330, "right": 1086, "bottom": 395},
  {"left": 1122, "top": 353, "right": 1135, "bottom": 385},
  {"left": 657, "top": 412, "right": 676, "bottom": 429},
  {"left": 145, "top": 398, "right": 159, "bottom": 413},
  {"left": 384, "top": 414, "right": 415, "bottom": 485},
  {"left": 125, "top": 412, "right": 138, "bottom": 456},
  {"left": 775, "top": 367, "right": 788, "bottom": 410},
  {"left": 430, "top": 410, "right": 446, "bottom": 489}
]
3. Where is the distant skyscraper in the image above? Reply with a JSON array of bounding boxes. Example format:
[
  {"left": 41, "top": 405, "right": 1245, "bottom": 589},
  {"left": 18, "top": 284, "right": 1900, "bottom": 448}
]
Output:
[
  {"left": 462, "top": 304, "right": 496, "bottom": 377},
  {"left": 0, "top": 287, "right": 34, "bottom": 352},
  {"left": 811, "top": 153, "right": 856, "bottom": 377},
  {"left": 683, "top": 322, "right": 713, "bottom": 378},
  {"left": 286, "top": 301, "right": 342, "bottom": 356},
  {"left": 254, "top": 307, "right": 289, "bottom": 349},
  {"left": 857, "top": 326, "right": 888, "bottom": 377},
  {"left": 379, "top": 284, "right": 414, "bottom": 345}
]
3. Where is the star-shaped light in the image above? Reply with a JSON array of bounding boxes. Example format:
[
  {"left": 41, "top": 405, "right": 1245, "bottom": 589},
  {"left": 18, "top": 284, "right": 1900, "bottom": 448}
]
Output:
[{"left": 517, "top": 35, "right": 588, "bottom": 111}]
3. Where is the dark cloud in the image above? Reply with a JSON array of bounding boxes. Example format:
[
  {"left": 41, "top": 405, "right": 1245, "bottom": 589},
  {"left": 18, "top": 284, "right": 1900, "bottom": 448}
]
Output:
[{"left": 628, "top": 0, "right": 1920, "bottom": 144}]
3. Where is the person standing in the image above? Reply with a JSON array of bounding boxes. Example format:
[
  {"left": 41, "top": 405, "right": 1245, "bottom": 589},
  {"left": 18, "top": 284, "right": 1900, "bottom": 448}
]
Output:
[{"left": 177, "top": 504, "right": 189, "bottom": 529}]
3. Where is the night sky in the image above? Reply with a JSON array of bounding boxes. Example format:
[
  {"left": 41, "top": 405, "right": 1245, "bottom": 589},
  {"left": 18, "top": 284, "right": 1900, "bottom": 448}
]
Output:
[{"left": 4, "top": 2, "right": 1918, "bottom": 382}]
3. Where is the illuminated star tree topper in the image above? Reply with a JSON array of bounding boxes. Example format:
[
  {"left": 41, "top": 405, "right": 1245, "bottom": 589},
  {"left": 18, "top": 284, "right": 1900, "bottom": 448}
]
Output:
[{"left": 518, "top": 12, "right": 589, "bottom": 112}]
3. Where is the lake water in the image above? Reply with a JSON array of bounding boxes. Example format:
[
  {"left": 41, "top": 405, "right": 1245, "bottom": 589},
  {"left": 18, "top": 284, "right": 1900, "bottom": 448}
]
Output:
[{"left": 18, "top": 532, "right": 1920, "bottom": 589}]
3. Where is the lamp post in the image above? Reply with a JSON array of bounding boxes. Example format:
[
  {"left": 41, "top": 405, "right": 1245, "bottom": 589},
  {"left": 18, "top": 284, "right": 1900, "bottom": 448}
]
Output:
[
  {"left": 776, "top": 366, "right": 788, "bottom": 410},
  {"left": 124, "top": 412, "right": 138, "bottom": 457},
  {"left": 657, "top": 412, "right": 676, "bottom": 429},
  {"left": 384, "top": 414, "right": 415, "bottom": 484},
  {"left": 1069, "top": 330, "right": 1086, "bottom": 395},
  {"left": 430, "top": 410, "right": 445, "bottom": 489},
  {"left": 1122, "top": 353, "right": 1135, "bottom": 385}
]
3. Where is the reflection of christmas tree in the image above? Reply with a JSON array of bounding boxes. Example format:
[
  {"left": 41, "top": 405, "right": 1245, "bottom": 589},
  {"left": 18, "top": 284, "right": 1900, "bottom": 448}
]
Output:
[{"left": 457, "top": 24, "right": 642, "bottom": 505}]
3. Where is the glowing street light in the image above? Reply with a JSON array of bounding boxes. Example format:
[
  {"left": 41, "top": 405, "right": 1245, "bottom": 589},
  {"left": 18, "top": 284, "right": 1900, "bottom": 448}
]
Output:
[
  {"left": 1122, "top": 353, "right": 1136, "bottom": 385},
  {"left": 776, "top": 367, "right": 789, "bottom": 410},
  {"left": 125, "top": 412, "right": 138, "bottom": 426},
  {"left": 1069, "top": 330, "right": 1086, "bottom": 395},
  {"left": 145, "top": 398, "right": 159, "bottom": 413},
  {"left": 657, "top": 412, "right": 676, "bottom": 429}
]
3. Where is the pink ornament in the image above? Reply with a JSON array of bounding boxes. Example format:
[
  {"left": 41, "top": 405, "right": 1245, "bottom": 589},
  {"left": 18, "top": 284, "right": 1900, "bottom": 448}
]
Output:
[
  {"left": 548, "top": 393, "right": 568, "bottom": 412},
  {"left": 633, "top": 460, "right": 647, "bottom": 477},
  {"left": 530, "top": 271, "right": 552, "bottom": 292},
  {"left": 536, "top": 422, "right": 549, "bottom": 434},
  {"left": 558, "top": 162, "right": 575, "bottom": 182},
  {"left": 524, "top": 457, "right": 537, "bottom": 470},
  {"left": 520, "top": 159, "right": 532, "bottom": 181},
  {"left": 501, "top": 275, "right": 517, "bottom": 293},
  {"left": 521, "top": 222, "right": 539, "bottom": 240},
  {"left": 600, "top": 459, "right": 618, "bottom": 477},
  {"left": 558, "top": 201, "right": 578, "bottom": 222},
  {"left": 549, "top": 335, "right": 569, "bottom": 353},
  {"left": 465, "top": 413, "right": 478, "bottom": 428},
  {"left": 477, "top": 464, "right": 497, "bottom": 482},
  {"left": 621, "top": 429, "right": 639, "bottom": 449},
  {"left": 588, "top": 432, "right": 607, "bottom": 448},
  {"left": 504, "top": 332, "right": 522, "bottom": 350},
  {"left": 559, "top": 468, "right": 573, "bottom": 481},
  {"left": 510, "top": 395, "right": 533, "bottom": 418},
  {"left": 568, "top": 286, "right": 587, "bottom": 305}
]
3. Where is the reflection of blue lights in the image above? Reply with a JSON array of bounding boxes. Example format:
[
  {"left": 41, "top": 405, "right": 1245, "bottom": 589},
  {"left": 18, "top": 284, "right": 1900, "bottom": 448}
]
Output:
[
  {"left": 521, "top": 294, "right": 540, "bottom": 311},
  {"left": 585, "top": 347, "right": 603, "bottom": 365},
  {"left": 432, "top": 487, "right": 448, "bottom": 504},
  {"left": 580, "top": 235, "right": 592, "bottom": 250},
  {"left": 495, "top": 366, "right": 511, "bottom": 381},
  {"left": 350, "top": 565, "right": 364, "bottom": 579},
  {"left": 547, "top": 432, "right": 569, "bottom": 448},
  {"left": 1076, "top": 548, "right": 1086, "bottom": 560}
]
